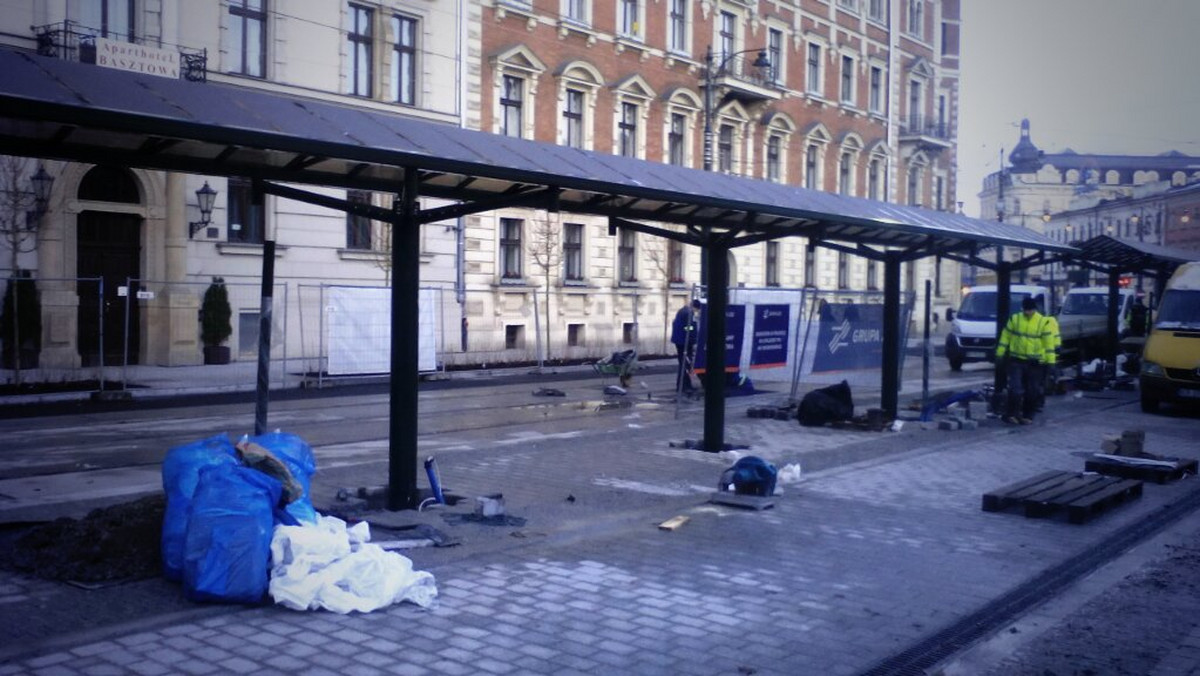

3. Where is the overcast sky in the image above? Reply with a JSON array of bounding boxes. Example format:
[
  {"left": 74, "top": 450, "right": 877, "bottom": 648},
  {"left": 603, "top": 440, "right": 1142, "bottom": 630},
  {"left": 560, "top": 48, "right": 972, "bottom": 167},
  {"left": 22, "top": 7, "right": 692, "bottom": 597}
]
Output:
[{"left": 956, "top": 0, "right": 1200, "bottom": 216}]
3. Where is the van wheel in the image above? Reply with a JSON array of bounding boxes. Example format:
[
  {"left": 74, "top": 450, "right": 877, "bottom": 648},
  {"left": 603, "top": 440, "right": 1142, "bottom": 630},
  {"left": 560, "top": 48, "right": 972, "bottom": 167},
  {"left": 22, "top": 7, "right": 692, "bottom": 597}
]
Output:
[
  {"left": 1140, "top": 394, "right": 1159, "bottom": 413},
  {"left": 948, "top": 357, "right": 962, "bottom": 372}
]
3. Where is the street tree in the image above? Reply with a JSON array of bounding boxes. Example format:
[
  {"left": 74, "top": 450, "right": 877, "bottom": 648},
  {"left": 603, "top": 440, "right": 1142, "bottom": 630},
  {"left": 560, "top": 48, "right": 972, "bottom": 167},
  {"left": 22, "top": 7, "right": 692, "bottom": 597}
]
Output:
[{"left": 527, "top": 215, "right": 561, "bottom": 367}]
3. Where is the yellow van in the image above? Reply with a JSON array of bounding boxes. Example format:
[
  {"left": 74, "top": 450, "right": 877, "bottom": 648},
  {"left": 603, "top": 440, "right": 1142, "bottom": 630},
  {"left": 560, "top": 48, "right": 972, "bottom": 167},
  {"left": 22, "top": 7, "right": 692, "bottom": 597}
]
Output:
[{"left": 1140, "top": 261, "right": 1200, "bottom": 412}]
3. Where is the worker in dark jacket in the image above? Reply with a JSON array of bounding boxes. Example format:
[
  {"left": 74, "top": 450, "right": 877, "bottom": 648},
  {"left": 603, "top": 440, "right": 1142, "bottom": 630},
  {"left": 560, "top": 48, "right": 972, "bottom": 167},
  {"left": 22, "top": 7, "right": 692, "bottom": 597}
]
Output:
[
  {"left": 996, "top": 297, "right": 1049, "bottom": 425},
  {"left": 671, "top": 299, "right": 701, "bottom": 394}
]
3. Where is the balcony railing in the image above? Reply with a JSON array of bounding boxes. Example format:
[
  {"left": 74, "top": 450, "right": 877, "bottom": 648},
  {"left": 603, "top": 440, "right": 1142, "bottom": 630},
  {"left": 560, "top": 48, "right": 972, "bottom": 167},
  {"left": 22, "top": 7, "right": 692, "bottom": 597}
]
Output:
[
  {"left": 900, "top": 114, "right": 952, "bottom": 140},
  {"left": 34, "top": 21, "right": 207, "bottom": 82},
  {"left": 713, "top": 51, "right": 778, "bottom": 90}
]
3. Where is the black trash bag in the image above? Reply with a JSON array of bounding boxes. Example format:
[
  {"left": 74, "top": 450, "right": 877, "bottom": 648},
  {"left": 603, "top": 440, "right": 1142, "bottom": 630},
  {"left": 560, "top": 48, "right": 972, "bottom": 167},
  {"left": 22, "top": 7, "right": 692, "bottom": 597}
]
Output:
[{"left": 797, "top": 380, "right": 854, "bottom": 427}]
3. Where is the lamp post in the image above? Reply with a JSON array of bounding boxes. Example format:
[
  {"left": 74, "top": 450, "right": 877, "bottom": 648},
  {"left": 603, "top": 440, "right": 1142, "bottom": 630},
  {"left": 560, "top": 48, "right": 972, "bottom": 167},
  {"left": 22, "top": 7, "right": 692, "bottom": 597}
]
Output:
[{"left": 188, "top": 181, "right": 218, "bottom": 238}]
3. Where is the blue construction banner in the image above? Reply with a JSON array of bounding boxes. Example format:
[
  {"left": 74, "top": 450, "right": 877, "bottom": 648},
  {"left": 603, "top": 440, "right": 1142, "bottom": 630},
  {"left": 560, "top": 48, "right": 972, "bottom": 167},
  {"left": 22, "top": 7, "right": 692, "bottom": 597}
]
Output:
[
  {"left": 749, "top": 304, "right": 790, "bottom": 369},
  {"left": 694, "top": 304, "right": 745, "bottom": 374},
  {"left": 811, "top": 302, "right": 885, "bottom": 372}
]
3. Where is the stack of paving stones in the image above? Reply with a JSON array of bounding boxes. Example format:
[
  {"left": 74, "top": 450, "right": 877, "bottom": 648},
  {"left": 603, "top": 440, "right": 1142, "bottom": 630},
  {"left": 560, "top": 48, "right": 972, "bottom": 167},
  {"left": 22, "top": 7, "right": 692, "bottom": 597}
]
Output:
[{"left": 925, "top": 399, "right": 988, "bottom": 431}]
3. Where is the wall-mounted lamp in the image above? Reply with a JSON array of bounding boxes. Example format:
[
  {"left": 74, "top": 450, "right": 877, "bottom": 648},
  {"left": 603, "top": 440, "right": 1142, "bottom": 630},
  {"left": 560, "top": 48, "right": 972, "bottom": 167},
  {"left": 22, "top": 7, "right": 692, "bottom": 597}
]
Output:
[
  {"left": 188, "top": 182, "right": 218, "bottom": 238},
  {"left": 17, "top": 163, "right": 54, "bottom": 229}
]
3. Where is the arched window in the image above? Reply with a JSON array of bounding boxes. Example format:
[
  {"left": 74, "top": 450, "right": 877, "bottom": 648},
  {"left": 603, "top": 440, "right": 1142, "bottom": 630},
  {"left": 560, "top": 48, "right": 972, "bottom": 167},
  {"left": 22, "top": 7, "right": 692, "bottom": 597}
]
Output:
[{"left": 78, "top": 166, "right": 140, "bottom": 203}]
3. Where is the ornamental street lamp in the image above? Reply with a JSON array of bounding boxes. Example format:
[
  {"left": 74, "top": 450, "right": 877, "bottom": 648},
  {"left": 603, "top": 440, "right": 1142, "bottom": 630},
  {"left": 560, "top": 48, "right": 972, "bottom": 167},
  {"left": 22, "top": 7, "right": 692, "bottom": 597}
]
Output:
[{"left": 188, "top": 181, "right": 218, "bottom": 238}]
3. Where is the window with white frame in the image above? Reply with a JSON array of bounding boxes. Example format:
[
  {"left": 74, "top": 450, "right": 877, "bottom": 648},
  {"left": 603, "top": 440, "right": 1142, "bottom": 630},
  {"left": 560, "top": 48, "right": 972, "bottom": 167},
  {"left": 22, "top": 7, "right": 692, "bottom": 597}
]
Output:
[
  {"left": 935, "top": 175, "right": 945, "bottom": 211},
  {"left": 668, "top": 0, "right": 688, "bottom": 54},
  {"left": 346, "top": 189, "right": 373, "bottom": 250},
  {"left": 838, "top": 0, "right": 859, "bottom": 11},
  {"left": 766, "top": 241, "right": 780, "bottom": 286},
  {"left": 347, "top": 4, "right": 374, "bottom": 97},
  {"left": 563, "top": 222, "right": 584, "bottom": 281},
  {"left": 563, "top": 89, "right": 584, "bottom": 148},
  {"left": 840, "top": 54, "right": 856, "bottom": 104},
  {"left": 806, "top": 43, "right": 822, "bottom": 95},
  {"left": 668, "top": 113, "right": 686, "bottom": 166},
  {"left": 564, "top": 0, "right": 588, "bottom": 25},
  {"left": 619, "top": 102, "right": 638, "bottom": 158},
  {"left": 719, "top": 11, "right": 736, "bottom": 61},
  {"left": 718, "top": 124, "right": 734, "bottom": 173},
  {"left": 804, "top": 246, "right": 815, "bottom": 286},
  {"left": 501, "top": 75, "right": 524, "bottom": 138},
  {"left": 619, "top": 0, "right": 643, "bottom": 39},
  {"left": 837, "top": 252, "right": 849, "bottom": 289},
  {"left": 838, "top": 152, "right": 854, "bottom": 195},
  {"left": 868, "top": 156, "right": 885, "bottom": 201},
  {"left": 227, "top": 0, "right": 266, "bottom": 78},
  {"left": 867, "top": 260, "right": 879, "bottom": 289},
  {"left": 81, "top": 0, "right": 134, "bottom": 40},
  {"left": 869, "top": 64, "right": 885, "bottom": 114},
  {"left": 391, "top": 14, "right": 418, "bottom": 105},
  {"left": 618, "top": 229, "right": 637, "bottom": 282},
  {"left": 804, "top": 144, "right": 820, "bottom": 189},
  {"left": 907, "top": 155, "right": 926, "bottom": 206},
  {"left": 767, "top": 27, "right": 784, "bottom": 86},
  {"left": 767, "top": 135, "right": 781, "bottom": 183},
  {"left": 500, "top": 218, "right": 523, "bottom": 279},
  {"left": 908, "top": 0, "right": 924, "bottom": 39},
  {"left": 868, "top": 0, "right": 887, "bottom": 23}
]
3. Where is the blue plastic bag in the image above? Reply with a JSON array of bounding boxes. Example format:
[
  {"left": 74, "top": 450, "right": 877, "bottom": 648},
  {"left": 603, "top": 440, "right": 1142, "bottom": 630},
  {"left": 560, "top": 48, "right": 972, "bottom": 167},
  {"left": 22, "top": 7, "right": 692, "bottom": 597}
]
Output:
[
  {"left": 183, "top": 464, "right": 282, "bottom": 603},
  {"left": 244, "top": 431, "right": 319, "bottom": 524},
  {"left": 720, "top": 456, "right": 778, "bottom": 497},
  {"left": 160, "top": 434, "right": 238, "bottom": 581}
]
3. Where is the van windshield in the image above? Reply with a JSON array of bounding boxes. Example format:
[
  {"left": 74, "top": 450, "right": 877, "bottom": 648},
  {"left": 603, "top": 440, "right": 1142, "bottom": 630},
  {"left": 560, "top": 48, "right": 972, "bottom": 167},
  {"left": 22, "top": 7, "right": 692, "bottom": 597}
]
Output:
[
  {"left": 1061, "top": 293, "right": 1109, "bottom": 316},
  {"left": 1155, "top": 289, "right": 1200, "bottom": 329},
  {"left": 957, "top": 292, "right": 1032, "bottom": 321}
]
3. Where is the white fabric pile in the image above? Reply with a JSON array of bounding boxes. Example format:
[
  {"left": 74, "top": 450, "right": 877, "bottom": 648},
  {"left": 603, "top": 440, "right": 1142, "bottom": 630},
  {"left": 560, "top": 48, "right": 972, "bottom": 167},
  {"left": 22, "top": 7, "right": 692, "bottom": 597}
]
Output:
[{"left": 269, "top": 515, "right": 437, "bottom": 613}]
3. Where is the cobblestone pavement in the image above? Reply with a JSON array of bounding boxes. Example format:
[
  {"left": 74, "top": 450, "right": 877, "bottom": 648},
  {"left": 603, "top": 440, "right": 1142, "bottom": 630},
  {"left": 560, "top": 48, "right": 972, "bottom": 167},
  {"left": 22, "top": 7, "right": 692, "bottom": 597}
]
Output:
[{"left": 1, "top": 390, "right": 1198, "bottom": 675}]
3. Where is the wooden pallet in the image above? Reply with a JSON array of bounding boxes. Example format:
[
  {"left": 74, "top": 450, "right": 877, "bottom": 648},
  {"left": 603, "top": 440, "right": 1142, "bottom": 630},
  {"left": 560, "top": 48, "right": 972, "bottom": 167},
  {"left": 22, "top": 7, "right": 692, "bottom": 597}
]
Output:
[
  {"left": 982, "top": 470, "right": 1143, "bottom": 524},
  {"left": 1084, "top": 454, "right": 1199, "bottom": 484}
]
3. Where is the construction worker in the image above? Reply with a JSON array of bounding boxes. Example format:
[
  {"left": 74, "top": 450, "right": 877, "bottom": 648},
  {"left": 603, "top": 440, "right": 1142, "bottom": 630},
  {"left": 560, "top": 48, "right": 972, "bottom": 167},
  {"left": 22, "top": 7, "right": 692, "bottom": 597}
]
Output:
[
  {"left": 671, "top": 299, "right": 701, "bottom": 395},
  {"left": 1037, "top": 310, "right": 1061, "bottom": 412},
  {"left": 995, "top": 296, "right": 1048, "bottom": 425}
]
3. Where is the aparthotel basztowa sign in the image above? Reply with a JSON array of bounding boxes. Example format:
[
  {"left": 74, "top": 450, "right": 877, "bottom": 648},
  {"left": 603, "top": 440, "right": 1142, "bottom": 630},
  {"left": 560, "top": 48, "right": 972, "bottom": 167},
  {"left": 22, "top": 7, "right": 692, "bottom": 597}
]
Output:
[{"left": 93, "top": 38, "right": 179, "bottom": 78}]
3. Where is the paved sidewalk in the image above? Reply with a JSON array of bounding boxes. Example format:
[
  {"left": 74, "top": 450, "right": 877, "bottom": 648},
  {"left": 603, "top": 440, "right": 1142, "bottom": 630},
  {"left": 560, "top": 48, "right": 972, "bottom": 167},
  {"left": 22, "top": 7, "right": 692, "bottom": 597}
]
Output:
[{"left": 1, "top": 383, "right": 1198, "bottom": 675}]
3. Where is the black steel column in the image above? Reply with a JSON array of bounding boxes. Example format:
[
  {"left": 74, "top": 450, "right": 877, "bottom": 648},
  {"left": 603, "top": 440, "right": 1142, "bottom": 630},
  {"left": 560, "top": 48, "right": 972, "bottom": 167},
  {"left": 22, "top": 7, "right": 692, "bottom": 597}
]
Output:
[
  {"left": 993, "top": 254, "right": 1012, "bottom": 401},
  {"left": 253, "top": 179, "right": 273, "bottom": 436},
  {"left": 881, "top": 252, "right": 902, "bottom": 418},
  {"left": 1106, "top": 270, "right": 1120, "bottom": 359},
  {"left": 702, "top": 243, "right": 729, "bottom": 452},
  {"left": 388, "top": 171, "right": 420, "bottom": 510}
]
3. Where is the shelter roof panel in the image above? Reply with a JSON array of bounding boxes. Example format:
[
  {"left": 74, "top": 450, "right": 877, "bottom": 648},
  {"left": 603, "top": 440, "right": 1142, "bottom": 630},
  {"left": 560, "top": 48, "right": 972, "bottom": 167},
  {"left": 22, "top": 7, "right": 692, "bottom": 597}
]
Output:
[{"left": 0, "top": 48, "right": 1076, "bottom": 257}]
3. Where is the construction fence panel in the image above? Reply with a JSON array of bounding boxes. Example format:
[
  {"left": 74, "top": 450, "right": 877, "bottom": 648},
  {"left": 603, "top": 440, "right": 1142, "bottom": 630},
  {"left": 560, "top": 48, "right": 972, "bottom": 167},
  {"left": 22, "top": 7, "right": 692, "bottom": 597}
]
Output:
[{"left": 1, "top": 273, "right": 103, "bottom": 388}]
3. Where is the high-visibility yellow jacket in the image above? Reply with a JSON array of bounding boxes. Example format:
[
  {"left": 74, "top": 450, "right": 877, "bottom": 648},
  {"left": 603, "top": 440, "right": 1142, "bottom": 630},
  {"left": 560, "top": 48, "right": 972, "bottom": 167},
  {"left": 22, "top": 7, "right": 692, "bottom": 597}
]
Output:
[
  {"left": 996, "top": 311, "right": 1049, "bottom": 363},
  {"left": 1041, "top": 315, "right": 1061, "bottom": 365}
]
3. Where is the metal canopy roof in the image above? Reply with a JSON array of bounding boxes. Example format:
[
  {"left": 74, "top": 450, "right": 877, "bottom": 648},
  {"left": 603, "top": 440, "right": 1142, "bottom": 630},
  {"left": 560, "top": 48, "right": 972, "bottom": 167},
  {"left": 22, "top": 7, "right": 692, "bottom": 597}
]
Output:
[
  {"left": 1071, "top": 235, "right": 1196, "bottom": 274},
  {"left": 0, "top": 49, "right": 1074, "bottom": 258}
]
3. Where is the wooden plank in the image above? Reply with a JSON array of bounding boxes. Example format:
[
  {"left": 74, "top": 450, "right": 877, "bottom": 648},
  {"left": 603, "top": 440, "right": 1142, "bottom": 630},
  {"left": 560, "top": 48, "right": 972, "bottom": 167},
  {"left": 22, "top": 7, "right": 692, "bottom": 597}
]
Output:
[
  {"left": 1067, "top": 479, "right": 1143, "bottom": 524},
  {"left": 981, "top": 471, "right": 1073, "bottom": 512},
  {"left": 658, "top": 515, "right": 690, "bottom": 531},
  {"left": 1024, "top": 476, "right": 1118, "bottom": 518}
]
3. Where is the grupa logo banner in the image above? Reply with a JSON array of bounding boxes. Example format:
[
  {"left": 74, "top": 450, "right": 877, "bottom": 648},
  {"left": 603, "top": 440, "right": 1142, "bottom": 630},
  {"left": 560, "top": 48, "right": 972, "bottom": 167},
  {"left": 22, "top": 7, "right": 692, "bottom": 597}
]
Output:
[{"left": 812, "top": 303, "right": 885, "bottom": 372}]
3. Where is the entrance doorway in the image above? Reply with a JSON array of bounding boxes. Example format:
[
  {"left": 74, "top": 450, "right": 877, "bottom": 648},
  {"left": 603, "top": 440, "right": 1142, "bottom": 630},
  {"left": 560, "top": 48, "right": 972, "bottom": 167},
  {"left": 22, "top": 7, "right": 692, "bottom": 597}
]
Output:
[{"left": 77, "top": 211, "right": 142, "bottom": 366}]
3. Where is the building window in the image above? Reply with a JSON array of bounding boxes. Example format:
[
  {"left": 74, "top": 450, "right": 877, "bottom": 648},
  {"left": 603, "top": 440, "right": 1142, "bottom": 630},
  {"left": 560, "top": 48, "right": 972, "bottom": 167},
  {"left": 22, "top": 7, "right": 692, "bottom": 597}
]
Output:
[
  {"left": 838, "top": 252, "right": 849, "bottom": 289},
  {"left": 564, "top": 222, "right": 583, "bottom": 281},
  {"left": 564, "top": 89, "right": 584, "bottom": 148},
  {"left": 718, "top": 124, "right": 734, "bottom": 173},
  {"left": 80, "top": 0, "right": 134, "bottom": 39},
  {"left": 227, "top": 0, "right": 266, "bottom": 77},
  {"left": 227, "top": 178, "right": 264, "bottom": 244},
  {"left": 668, "top": 240, "right": 684, "bottom": 283},
  {"left": 869, "top": 66, "right": 884, "bottom": 114},
  {"left": 937, "top": 94, "right": 947, "bottom": 136},
  {"left": 501, "top": 75, "right": 524, "bottom": 138},
  {"left": 908, "top": 0, "right": 924, "bottom": 38},
  {"left": 868, "top": 157, "right": 885, "bottom": 200},
  {"left": 838, "top": 0, "right": 858, "bottom": 11},
  {"left": 619, "top": 0, "right": 641, "bottom": 38},
  {"left": 346, "top": 190, "right": 372, "bottom": 250},
  {"left": 500, "top": 218, "right": 523, "bottom": 278},
  {"left": 565, "top": 0, "right": 587, "bottom": 24},
  {"left": 766, "top": 241, "right": 780, "bottom": 287},
  {"left": 619, "top": 102, "right": 638, "bottom": 157},
  {"left": 618, "top": 229, "right": 637, "bottom": 282},
  {"left": 668, "top": 0, "right": 687, "bottom": 53},
  {"left": 505, "top": 325, "right": 525, "bottom": 349},
  {"left": 568, "top": 323, "right": 585, "bottom": 347},
  {"left": 805, "top": 247, "right": 815, "bottom": 287},
  {"left": 839, "top": 152, "right": 853, "bottom": 195},
  {"left": 348, "top": 4, "right": 374, "bottom": 97},
  {"left": 868, "top": 0, "right": 887, "bottom": 23},
  {"left": 719, "top": 11, "right": 736, "bottom": 59},
  {"left": 767, "top": 27, "right": 784, "bottom": 85},
  {"left": 391, "top": 14, "right": 417, "bottom": 105},
  {"left": 908, "top": 80, "right": 923, "bottom": 130},
  {"left": 935, "top": 176, "right": 944, "bottom": 210},
  {"left": 767, "top": 135, "right": 781, "bottom": 183},
  {"left": 668, "top": 113, "right": 685, "bottom": 166},
  {"left": 840, "top": 55, "right": 855, "bottom": 104},
  {"left": 804, "top": 144, "right": 819, "bottom": 190},
  {"left": 867, "top": 261, "right": 879, "bottom": 290},
  {"left": 907, "top": 166, "right": 922, "bottom": 206},
  {"left": 806, "top": 43, "right": 822, "bottom": 95}
]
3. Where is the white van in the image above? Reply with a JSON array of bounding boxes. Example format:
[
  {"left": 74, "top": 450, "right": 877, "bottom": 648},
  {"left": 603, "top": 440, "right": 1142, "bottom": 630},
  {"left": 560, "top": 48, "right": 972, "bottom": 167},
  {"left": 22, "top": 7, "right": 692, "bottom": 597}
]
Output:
[
  {"left": 1057, "top": 286, "right": 1135, "bottom": 360},
  {"left": 944, "top": 284, "right": 1049, "bottom": 371}
]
